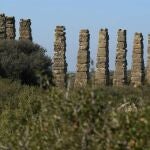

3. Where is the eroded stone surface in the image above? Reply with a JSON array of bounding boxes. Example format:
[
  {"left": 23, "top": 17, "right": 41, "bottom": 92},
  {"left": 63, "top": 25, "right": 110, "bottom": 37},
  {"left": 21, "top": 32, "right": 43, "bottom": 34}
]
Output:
[
  {"left": 95, "top": 28, "right": 109, "bottom": 86},
  {"left": 19, "top": 19, "right": 32, "bottom": 41},
  {"left": 131, "top": 33, "right": 144, "bottom": 87},
  {"left": 52, "top": 26, "right": 67, "bottom": 87},
  {"left": 113, "top": 29, "right": 127, "bottom": 86},
  {"left": 74, "top": 29, "right": 90, "bottom": 88},
  {"left": 146, "top": 34, "right": 150, "bottom": 84},
  {"left": 6, "top": 16, "right": 16, "bottom": 39},
  {"left": 0, "top": 14, "right": 6, "bottom": 40}
]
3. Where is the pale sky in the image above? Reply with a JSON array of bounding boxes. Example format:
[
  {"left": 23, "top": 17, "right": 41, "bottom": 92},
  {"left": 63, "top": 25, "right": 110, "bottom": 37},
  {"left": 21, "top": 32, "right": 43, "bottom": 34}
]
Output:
[{"left": 1, "top": 0, "right": 150, "bottom": 71}]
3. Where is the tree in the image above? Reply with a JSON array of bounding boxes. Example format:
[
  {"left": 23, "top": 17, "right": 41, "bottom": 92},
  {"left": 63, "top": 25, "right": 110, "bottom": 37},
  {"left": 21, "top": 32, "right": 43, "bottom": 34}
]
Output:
[{"left": 0, "top": 40, "right": 52, "bottom": 87}]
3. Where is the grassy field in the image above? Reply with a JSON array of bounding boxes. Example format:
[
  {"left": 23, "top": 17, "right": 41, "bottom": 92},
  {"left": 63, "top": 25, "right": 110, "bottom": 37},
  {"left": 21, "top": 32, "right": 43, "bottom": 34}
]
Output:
[{"left": 0, "top": 78, "right": 150, "bottom": 149}]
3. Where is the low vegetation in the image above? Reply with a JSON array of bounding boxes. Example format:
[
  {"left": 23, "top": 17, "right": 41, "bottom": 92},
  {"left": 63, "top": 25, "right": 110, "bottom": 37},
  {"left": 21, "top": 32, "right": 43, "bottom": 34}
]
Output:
[{"left": 0, "top": 78, "right": 149, "bottom": 149}]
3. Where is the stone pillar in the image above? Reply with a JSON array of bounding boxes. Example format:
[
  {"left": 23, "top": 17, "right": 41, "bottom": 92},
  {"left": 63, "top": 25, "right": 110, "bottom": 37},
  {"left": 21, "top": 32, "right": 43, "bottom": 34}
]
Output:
[
  {"left": 131, "top": 33, "right": 144, "bottom": 87},
  {"left": 146, "top": 34, "right": 150, "bottom": 84},
  {"left": 74, "top": 29, "right": 90, "bottom": 88},
  {"left": 19, "top": 19, "right": 32, "bottom": 41},
  {"left": 95, "top": 28, "right": 109, "bottom": 86},
  {"left": 0, "top": 14, "right": 6, "bottom": 40},
  {"left": 113, "top": 29, "right": 127, "bottom": 86},
  {"left": 6, "top": 16, "right": 16, "bottom": 39},
  {"left": 52, "top": 26, "right": 67, "bottom": 87}
]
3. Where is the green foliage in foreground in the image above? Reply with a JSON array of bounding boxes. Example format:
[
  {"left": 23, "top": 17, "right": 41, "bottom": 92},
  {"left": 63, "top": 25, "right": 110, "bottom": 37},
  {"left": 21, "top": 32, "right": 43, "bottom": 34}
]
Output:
[{"left": 0, "top": 79, "right": 150, "bottom": 150}]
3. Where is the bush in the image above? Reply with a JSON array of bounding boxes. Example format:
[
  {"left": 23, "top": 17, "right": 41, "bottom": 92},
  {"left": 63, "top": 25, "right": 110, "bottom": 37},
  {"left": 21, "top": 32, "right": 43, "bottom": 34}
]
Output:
[{"left": 0, "top": 40, "right": 52, "bottom": 86}]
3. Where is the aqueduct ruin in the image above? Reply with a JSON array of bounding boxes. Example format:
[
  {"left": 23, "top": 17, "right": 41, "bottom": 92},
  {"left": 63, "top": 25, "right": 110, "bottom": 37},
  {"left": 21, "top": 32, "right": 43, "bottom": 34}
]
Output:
[{"left": 0, "top": 13, "right": 150, "bottom": 88}]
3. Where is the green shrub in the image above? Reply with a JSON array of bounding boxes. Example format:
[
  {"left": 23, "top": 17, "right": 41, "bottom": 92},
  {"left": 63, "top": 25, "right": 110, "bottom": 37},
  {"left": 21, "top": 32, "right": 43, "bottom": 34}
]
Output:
[{"left": 0, "top": 40, "right": 52, "bottom": 86}]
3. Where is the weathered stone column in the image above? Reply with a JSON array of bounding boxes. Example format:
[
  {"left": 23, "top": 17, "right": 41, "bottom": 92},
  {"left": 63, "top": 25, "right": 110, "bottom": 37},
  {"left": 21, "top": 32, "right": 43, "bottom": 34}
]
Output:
[
  {"left": 74, "top": 29, "right": 90, "bottom": 88},
  {"left": 6, "top": 16, "right": 16, "bottom": 39},
  {"left": 0, "top": 14, "right": 6, "bottom": 40},
  {"left": 113, "top": 29, "right": 127, "bottom": 86},
  {"left": 95, "top": 28, "right": 109, "bottom": 86},
  {"left": 52, "top": 26, "right": 67, "bottom": 87},
  {"left": 19, "top": 19, "right": 32, "bottom": 41},
  {"left": 146, "top": 34, "right": 150, "bottom": 84},
  {"left": 131, "top": 33, "right": 144, "bottom": 87}
]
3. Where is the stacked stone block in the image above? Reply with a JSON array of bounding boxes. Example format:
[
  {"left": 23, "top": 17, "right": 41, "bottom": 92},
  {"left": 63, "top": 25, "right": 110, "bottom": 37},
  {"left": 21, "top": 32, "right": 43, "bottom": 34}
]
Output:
[
  {"left": 131, "top": 33, "right": 144, "bottom": 87},
  {"left": 113, "top": 29, "right": 127, "bottom": 86},
  {"left": 74, "top": 29, "right": 90, "bottom": 88},
  {"left": 6, "top": 16, "right": 16, "bottom": 39},
  {"left": 52, "top": 26, "right": 67, "bottom": 87},
  {"left": 19, "top": 19, "right": 32, "bottom": 41},
  {"left": 146, "top": 34, "right": 150, "bottom": 84},
  {"left": 95, "top": 28, "right": 109, "bottom": 86},
  {"left": 0, "top": 14, "right": 6, "bottom": 40}
]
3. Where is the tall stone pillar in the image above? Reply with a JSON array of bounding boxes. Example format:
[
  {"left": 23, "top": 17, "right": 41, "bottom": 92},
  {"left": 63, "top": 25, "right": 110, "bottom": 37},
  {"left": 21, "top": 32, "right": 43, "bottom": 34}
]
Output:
[
  {"left": 95, "top": 28, "right": 109, "bottom": 86},
  {"left": 19, "top": 19, "right": 32, "bottom": 41},
  {"left": 0, "top": 14, "right": 6, "bottom": 40},
  {"left": 74, "top": 29, "right": 90, "bottom": 88},
  {"left": 52, "top": 26, "right": 67, "bottom": 88},
  {"left": 146, "top": 34, "right": 150, "bottom": 84},
  {"left": 113, "top": 29, "right": 127, "bottom": 86},
  {"left": 131, "top": 33, "right": 144, "bottom": 87},
  {"left": 6, "top": 16, "right": 16, "bottom": 39}
]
